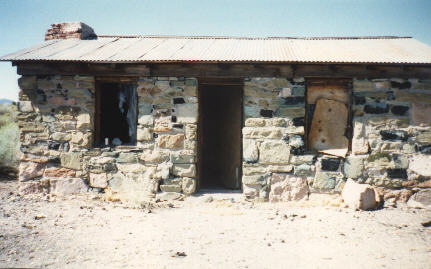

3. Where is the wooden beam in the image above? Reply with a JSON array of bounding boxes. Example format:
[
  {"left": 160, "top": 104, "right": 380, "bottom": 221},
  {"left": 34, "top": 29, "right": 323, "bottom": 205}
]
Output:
[{"left": 14, "top": 61, "right": 431, "bottom": 79}]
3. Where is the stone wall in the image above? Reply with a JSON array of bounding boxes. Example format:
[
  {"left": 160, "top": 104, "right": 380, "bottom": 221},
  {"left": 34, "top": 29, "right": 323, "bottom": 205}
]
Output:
[
  {"left": 241, "top": 77, "right": 431, "bottom": 202},
  {"left": 16, "top": 73, "right": 431, "bottom": 203},
  {"left": 17, "top": 75, "right": 198, "bottom": 202}
]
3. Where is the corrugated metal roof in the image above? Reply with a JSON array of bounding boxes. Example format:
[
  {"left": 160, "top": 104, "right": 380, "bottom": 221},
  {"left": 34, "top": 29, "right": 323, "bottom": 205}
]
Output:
[{"left": 2, "top": 36, "right": 431, "bottom": 64}]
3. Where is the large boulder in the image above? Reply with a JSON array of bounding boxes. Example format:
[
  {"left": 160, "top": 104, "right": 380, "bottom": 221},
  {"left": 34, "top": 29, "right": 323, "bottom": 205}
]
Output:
[
  {"left": 407, "top": 189, "right": 431, "bottom": 209},
  {"left": 342, "top": 179, "right": 377, "bottom": 210}
]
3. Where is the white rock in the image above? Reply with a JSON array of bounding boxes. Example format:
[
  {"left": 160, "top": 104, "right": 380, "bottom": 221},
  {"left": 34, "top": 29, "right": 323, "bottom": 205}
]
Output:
[
  {"left": 342, "top": 179, "right": 377, "bottom": 210},
  {"left": 409, "top": 155, "right": 431, "bottom": 177}
]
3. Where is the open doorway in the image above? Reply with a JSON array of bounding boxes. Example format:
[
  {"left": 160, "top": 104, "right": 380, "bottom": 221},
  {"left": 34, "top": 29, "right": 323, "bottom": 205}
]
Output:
[{"left": 198, "top": 79, "right": 243, "bottom": 190}]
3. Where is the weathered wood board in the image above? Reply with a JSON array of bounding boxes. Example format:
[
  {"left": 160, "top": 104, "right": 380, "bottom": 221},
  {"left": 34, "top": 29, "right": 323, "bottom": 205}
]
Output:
[{"left": 308, "top": 98, "right": 349, "bottom": 157}]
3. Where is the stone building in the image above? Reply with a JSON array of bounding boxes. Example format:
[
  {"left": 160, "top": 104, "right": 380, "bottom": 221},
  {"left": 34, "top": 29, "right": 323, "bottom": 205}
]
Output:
[{"left": 1, "top": 22, "right": 431, "bottom": 203}]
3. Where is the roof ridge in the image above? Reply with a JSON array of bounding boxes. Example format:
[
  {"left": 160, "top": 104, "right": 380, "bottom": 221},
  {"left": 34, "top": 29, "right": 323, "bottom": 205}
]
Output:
[{"left": 96, "top": 35, "right": 412, "bottom": 40}]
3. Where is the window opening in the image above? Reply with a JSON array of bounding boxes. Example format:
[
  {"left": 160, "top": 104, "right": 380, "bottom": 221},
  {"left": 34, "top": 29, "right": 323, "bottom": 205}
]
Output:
[{"left": 96, "top": 82, "right": 137, "bottom": 146}]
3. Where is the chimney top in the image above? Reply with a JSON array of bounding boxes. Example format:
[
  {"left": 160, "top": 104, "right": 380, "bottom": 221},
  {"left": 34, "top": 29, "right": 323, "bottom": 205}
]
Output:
[{"left": 45, "top": 22, "right": 97, "bottom": 41}]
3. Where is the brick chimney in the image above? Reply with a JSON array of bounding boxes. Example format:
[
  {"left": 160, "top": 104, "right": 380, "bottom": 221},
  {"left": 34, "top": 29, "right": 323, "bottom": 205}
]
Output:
[{"left": 45, "top": 22, "right": 97, "bottom": 40}]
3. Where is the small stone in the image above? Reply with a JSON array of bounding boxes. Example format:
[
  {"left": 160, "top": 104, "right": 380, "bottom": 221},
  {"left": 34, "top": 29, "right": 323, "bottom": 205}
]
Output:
[
  {"left": 18, "top": 181, "right": 42, "bottom": 195},
  {"left": 321, "top": 158, "right": 341, "bottom": 171},
  {"left": 182, "top": 178, "right": 196, "bottom": 195},
  {"left": 156, "top": 192, "right": 183, "bottom": 201},
  {"left": 243, "top": 140, "right": 259, "bottom": 163},
  {"left": 60, "top": 152, "right": 82, "bottom": 170},
  {"left": 89, "top": 173, "right": 108, "bottom": 188},
  {"left": 18, "top": 101, "right": 34, "bottom": 112},
  {"left": 342, "top": 179, "right": 377, "bottom": 210},
  {"left": 19, "top": 162, "right": 45, "bottom": 181},
  {"left": 380, "top": 130, "right": 408, "bottom": 142}
]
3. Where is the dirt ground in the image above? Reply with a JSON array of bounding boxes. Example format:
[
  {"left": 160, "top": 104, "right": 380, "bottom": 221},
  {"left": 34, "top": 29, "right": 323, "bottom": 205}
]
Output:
[{"left": 1, "top": 179, "right": 431, "bottom": 269}]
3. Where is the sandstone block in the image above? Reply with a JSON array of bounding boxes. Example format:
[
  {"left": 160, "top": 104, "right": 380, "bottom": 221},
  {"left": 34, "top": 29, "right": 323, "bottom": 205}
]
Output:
[
  {"left": 18, "top": 181, "right": 43, "bottom": 195},
  {"left": 407, "top": 189, "right": 431, "bottom": 209},
  {"left": 19, "top": 162, "right": 45, "bottom": 181},
  {"left": 60, "top": 152, "right": 82, "bottom": 170},
  {"left": 409, "top": 155, "right": 431, "bottom": 177},
  {"left": 71, "top": 132, "right": 92, "bottom": 147},
  {"left": 245, "top": 118, "right": 266, "bottom": 127},
  {"left": 158, "top": 134, "right": 184, "bottom": 149},
  {"left": 160, "top": 184, "right": 182, "bottom": 193},
  {"left": 117, "top": 152, "right": 139, "bottom": 163},
  {"left": 343, "top": 156, "right": 365, "bottom": 179},
  {"left": 18, "top": 76, "right": 37, "bottom": 90},
  {"left": 313, "top": 172, "right": 337, "bottom": 190},
  {"left": 243, "top": 127, "right": 283, "bottom": 139},
  {"left": 170, "top": 151, "right": 195, "bottom": 164},
  {"left": 141, "top": 150, "right": 170, "bottom": 164},
  {"left": 76, "top": 113, "right": 91, "bottom": 130},
  {"left": 412, "top": 103, "right": 431, "bottom": 126},
  {"left": 342, "top": 179, "right": 377, "bottom": 210},
  {"left": 182, "top": 177, "right": 197, "bottom": 195},
  {"left": 269, "top": 174, "right": 308, "bottom": 202},
  {"left": 185, "top": 124, "right": 197, "bottom": 140},
  {"left": 243, "top": 139, "right": 259, "bottom": 163},
  {"left": 89, "top": 173, "right": 108, "bottom": 188},
  {"left": 138, "top": 115, "right": 154, "bottom": 126},
  {"left": 243, "top": 166, "right": 267, "bottom": 175},
  {"left": 20, "top": 154, "right": 49, "bottom": 164},
  {"left": 44, "top": 167, "right": 76, "bottom": 178},
  {"left": 242, "top": 175, "right": 266, "bottom": 185},
  {"left": 51, "top": 132, "right": 71, "bottom": 141},
  {"left": 417, "top": 132, "right": 431, "bottom": 144},
  {"left": 259, "top": 141, "right": 290, "bottom": 164},
  {"left": 49, "top": 178, "right": 88, "bottom": 196},
  {"left": 352, "top": 137, "right": 370, "bottom": 155},
  {"left": 137, "top": 128, "right": 153, "bottom": 141},
  {"left": 172, "top": 164, "right": 196, "bottom": 177},
  {"left": 18, "top": 101, "right": 34, "bottom": 112},
  {"left": 116, "top": 163, "right": 146, "bottom": 173},
  {"left": 176, "top": 103, "right": 198, "bottom": 123}
]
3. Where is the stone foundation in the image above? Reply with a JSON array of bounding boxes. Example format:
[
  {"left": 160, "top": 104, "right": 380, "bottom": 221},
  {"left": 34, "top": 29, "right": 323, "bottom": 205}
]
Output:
[{"left": 17, "top": 75, "right": 431, "bottom": 203}]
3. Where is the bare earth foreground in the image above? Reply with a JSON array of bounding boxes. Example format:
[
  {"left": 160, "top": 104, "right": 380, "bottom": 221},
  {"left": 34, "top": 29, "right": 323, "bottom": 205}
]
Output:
[{"left": 1, "top": 180, "right": 431, "bottom": 269}]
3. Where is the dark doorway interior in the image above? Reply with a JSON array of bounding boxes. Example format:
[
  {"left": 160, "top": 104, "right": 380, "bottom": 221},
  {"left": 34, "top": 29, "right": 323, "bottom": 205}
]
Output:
[
  {"left": 96, "top": 82, "right": 137, "bottom": 146},
  {"left": 198, "top": 80, "right": 243, "bottom": 189}
]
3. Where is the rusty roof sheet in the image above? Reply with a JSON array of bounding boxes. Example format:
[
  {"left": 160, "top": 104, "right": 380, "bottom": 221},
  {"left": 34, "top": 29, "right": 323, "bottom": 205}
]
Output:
[{"left": 1, "top": 36, "right": 431, "bottom": 64}]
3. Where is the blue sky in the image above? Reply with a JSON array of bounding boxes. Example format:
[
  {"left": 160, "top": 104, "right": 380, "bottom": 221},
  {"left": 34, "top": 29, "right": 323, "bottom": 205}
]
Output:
[{"left": 1, "top": 0, "right": 431, "bottom": 101}]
